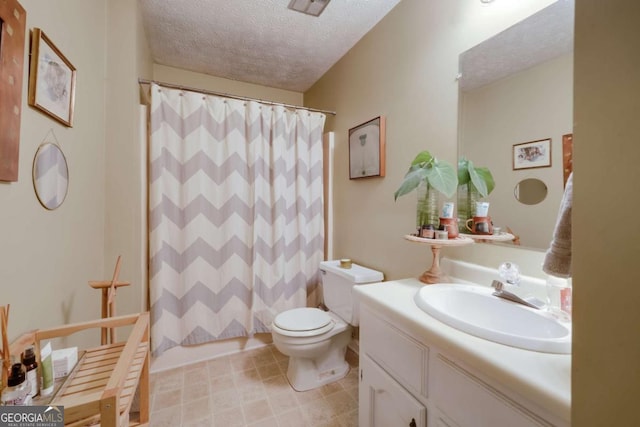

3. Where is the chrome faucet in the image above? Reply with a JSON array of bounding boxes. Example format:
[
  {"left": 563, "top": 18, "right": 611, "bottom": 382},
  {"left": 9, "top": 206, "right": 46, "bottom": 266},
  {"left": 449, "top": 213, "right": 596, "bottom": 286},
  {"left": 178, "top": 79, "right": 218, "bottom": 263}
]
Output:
[
  {"left": 492, "top": 262, "right": 545, "bottom": 309},
  {"left": 491, "top": 280, "right": 544, "bottom": 310}
]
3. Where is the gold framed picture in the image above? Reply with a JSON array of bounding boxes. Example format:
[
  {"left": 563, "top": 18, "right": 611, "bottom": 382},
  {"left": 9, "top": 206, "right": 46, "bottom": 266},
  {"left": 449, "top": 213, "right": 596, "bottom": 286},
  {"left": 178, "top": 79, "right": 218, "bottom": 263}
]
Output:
[
  {"left": 28, "top": 28, "right": 76, "bottom": 127},
  {"left": 512, "top": 138, "right": 551, "bottom": 170},
  {"left": 348, "top": 116, "right": 386, "bottom": 179}
]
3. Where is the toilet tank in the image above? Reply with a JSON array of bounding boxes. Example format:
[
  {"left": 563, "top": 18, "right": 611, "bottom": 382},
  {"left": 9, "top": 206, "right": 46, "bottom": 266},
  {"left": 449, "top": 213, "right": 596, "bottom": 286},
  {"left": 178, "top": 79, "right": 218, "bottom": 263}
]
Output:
[{"left": 320, "top": 260, "right": 383, "bottom": 326}]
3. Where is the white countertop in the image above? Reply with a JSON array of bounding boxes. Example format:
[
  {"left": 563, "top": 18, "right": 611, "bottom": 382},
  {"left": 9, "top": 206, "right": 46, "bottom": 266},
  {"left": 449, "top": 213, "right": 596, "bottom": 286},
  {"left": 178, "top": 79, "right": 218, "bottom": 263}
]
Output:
[{"left": 354, "top": 278, "right": 571, "bottom": 425}]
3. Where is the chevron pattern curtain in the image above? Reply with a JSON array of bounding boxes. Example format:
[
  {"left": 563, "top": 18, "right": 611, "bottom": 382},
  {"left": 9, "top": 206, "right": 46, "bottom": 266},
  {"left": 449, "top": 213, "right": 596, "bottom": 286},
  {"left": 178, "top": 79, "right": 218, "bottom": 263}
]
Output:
[{"left": 148, "top": 84, "right": 326, "bottom": 356}]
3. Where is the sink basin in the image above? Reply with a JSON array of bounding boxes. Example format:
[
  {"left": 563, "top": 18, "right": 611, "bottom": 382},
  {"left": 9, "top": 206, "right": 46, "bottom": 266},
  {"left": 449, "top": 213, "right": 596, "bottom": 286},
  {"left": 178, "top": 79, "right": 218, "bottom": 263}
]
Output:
[{"left": 414, "top": 283, "right": 571, "bottom": 354}]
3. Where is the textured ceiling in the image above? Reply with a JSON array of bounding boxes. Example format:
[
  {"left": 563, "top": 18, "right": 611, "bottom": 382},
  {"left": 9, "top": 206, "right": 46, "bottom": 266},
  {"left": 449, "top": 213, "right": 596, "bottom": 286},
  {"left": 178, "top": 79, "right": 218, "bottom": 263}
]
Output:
[
  {"left": 139, "top": 0, "right": 402, "bottom": 92},
  {"left": 460, "top": 0, "right": 574, "bottom": 92}
]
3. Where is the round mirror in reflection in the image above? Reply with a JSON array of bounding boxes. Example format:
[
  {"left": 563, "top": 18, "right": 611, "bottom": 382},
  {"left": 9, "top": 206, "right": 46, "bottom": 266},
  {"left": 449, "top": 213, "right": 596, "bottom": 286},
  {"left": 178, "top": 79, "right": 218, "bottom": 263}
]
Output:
[
  {"left": 33, "top": 142, "right": 69, "bottom": 210},
  {"left": 514, "top": 178, "right": 547, "bottom": 205}
]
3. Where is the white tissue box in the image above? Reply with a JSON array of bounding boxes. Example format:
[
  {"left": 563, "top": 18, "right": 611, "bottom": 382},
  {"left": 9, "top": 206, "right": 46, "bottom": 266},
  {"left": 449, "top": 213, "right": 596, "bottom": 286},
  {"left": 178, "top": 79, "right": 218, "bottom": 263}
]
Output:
[{"left": 52, "top": 347, "right": 78, "bottom": 379}]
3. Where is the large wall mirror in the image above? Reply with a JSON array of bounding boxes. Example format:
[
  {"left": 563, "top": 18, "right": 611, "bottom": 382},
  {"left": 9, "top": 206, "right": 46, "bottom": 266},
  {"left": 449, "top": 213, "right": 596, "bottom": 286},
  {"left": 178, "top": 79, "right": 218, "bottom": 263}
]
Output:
[
  {"left": 33, "top": 142, "right": 69, "bottom": 210},
  {"left": 458, "top": 0, "right": 574, "bottom": 250}
]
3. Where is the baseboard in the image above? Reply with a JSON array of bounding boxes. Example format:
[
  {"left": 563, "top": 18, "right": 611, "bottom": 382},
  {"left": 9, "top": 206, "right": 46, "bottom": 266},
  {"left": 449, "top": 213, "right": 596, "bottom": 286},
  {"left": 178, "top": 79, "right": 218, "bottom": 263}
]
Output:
[
  {"left": 151, "top": 331, "right": 360, "bottom": 374},
  {"left": 150, "top": 333, "right": 273, "bottom": 373},
  {"left": 348, "top": 338, "right": 359, "bottom": 356}
]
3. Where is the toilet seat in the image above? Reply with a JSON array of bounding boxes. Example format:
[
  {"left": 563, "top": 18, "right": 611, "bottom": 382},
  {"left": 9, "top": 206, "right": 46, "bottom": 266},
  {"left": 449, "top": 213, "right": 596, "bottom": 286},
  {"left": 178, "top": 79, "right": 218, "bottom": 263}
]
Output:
[{"left": 273, "top": 308, "right": 335, "bottom": 337}]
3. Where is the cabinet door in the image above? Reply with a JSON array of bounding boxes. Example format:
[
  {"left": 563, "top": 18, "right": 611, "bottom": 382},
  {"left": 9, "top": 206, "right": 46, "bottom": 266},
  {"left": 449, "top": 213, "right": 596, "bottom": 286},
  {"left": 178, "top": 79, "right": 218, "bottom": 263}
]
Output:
[
  {"left": 360, "top": 306, "right": 429, "bottom": 400},
  {"left": 433, "top": 355, "right": 552, "bottom": 427},
  {"left": 360, "top": 355, "right": 427, "bottom": 427},
  {"left": 435, "top": 415, "right": 459, "bottom": 427}
]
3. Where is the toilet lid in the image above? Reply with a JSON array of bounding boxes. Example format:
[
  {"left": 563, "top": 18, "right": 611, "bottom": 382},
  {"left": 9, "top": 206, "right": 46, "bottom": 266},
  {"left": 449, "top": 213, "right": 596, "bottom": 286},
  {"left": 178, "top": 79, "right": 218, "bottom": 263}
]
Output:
[{"left": 274, "top": 308, "right": 332, "bottom": 332}]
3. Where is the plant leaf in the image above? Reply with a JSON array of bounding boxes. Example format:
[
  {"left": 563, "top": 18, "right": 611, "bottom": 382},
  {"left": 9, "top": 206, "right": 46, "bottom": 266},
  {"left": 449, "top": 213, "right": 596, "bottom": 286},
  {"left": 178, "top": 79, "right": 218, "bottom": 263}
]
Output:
[
  {"left": 411, "top": 151, "right": 434, "bottom": 167},
  {"left": 475, "top": 167, "right": 495, "bottom": 195},
  {"left": 458, "top": 157, "right": 471, "bottom": 185},
  {"left": 469, "top": 165, "right": 495, "bottom": 197},
  {"left": 394, "top": 167, "right": 430, "bottom": 200},
  {"left": 426, "top": 159, "right": 458, "bottom": 198}
]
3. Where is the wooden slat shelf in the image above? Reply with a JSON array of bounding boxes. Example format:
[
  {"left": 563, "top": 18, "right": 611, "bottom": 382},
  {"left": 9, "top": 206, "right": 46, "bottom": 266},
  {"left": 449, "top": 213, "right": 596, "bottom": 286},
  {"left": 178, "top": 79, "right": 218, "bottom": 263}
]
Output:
[{"left": 9, "top": 313, "right": 150, "bottom": 427}]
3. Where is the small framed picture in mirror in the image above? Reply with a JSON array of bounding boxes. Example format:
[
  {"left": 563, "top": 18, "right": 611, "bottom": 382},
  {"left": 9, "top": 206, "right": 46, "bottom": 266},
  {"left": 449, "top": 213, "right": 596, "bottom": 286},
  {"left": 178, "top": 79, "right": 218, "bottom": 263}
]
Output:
[
  {"left": 562, "top": 133, "right": 573, "bottom": 187},
  {"left": 512, "top": 138, "right": 551, "bottom": 170},
  {"left": 348, "top": 116, "right": 386, "bottom": 179}
]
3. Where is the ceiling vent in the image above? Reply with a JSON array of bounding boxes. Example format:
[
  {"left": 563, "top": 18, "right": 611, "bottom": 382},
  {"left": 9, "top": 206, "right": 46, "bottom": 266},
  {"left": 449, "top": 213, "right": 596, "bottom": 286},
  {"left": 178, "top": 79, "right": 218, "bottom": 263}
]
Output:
[{"left": 288, "top": 0, "right": 331, "bottom": 17}]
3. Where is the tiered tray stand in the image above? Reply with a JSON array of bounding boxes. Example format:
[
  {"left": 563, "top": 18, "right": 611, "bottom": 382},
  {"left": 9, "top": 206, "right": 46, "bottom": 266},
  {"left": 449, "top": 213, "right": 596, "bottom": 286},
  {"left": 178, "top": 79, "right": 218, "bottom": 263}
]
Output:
[
  {"left": 459, "top": 232, "right": 516, "bottom": 243},
  {"left": 404, "top": 234, "right": 474, "bottom": 284}
]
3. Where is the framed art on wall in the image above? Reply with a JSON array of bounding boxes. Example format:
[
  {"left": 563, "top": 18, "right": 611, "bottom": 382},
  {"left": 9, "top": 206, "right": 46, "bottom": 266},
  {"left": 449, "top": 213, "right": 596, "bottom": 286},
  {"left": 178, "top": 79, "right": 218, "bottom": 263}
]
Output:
[
  {"left": 0, "top": 0, "right": 27, "bottom": 181},
  {"left": 348, "top": 116, "right": 386, "bottom": 179},
  {"left": 28, "top": 28, "right": 76, "bottom": 127},
  {"left": 512, "top": 138, "right": 551, "bottom": 170}
]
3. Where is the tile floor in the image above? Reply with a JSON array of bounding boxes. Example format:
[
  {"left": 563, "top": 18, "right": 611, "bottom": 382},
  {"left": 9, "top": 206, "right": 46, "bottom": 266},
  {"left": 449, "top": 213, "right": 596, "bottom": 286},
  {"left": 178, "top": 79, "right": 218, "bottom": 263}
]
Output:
[{"left": 149, "top": 345, "right": 359, "bottom": 426}]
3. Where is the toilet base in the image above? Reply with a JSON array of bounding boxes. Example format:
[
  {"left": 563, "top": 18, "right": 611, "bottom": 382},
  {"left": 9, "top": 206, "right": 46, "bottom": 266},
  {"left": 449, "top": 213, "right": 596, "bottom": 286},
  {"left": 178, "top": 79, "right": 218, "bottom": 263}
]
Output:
[
  {"left": 286, "top": 350, "right": 350, "bottom": 392},
  {"left": 282, "top": 326, "right": 352, "bottom": 392}
]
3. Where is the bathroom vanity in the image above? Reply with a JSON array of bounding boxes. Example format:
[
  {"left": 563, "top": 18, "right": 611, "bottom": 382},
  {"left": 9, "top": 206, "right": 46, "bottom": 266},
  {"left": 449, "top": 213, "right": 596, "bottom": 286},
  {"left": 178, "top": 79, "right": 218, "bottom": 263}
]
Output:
[{"left": 355, "top": 279, "right": 570, "bottom": 427}]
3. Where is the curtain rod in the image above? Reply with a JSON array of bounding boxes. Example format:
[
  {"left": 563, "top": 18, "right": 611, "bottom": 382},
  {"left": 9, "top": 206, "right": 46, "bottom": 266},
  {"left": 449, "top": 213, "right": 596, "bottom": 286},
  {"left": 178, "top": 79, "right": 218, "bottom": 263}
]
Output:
[{"left": 138, "top": 78, "right": 336, "bottom": 116}]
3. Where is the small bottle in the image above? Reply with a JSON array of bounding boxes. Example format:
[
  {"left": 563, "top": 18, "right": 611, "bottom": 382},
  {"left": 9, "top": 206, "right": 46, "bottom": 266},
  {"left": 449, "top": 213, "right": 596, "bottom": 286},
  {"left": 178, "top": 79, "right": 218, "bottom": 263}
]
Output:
[
  {"left": 1, "top": 363, "right": 32, "bottom": 406},
  {"left": 22, "top": 346, "right": 38, "bottom": 399},
  {"left": 420, "top": 224, "right": 435, "bottom": 239}
]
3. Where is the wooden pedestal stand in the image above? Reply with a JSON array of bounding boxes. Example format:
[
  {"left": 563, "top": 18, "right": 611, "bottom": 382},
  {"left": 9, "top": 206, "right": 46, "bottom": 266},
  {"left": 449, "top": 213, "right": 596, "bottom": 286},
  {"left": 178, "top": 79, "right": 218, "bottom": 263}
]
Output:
[
  {"left": 404, "top": 235, "right": 473, "bottom": 284},
  {"left": 1, "top": 305, "right": 10, "bottom": 390}
]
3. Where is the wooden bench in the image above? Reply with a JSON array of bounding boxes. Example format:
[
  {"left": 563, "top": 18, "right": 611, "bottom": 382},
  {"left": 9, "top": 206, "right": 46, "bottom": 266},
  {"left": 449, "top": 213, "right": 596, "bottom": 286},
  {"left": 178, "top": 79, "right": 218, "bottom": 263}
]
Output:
[{"left": 10, "top": 313, "right": 150, "bottom": 427}]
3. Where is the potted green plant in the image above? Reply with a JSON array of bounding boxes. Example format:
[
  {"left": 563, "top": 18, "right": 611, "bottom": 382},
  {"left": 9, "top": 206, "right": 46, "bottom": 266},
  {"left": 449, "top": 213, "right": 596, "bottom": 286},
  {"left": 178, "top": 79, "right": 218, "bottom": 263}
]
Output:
[
  {"left": 394, "top": 151, "right": 458, "bottom": 228},
  {"left": 457, "top": 157, "right": 495, "bottom": 230}
]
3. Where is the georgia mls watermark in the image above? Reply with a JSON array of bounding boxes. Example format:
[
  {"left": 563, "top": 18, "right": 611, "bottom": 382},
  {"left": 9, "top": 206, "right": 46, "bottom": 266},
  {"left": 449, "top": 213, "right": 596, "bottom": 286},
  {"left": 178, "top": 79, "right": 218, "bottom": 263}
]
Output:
[{"left": 0, "top": 406, "right": 64, "bottom": 427}]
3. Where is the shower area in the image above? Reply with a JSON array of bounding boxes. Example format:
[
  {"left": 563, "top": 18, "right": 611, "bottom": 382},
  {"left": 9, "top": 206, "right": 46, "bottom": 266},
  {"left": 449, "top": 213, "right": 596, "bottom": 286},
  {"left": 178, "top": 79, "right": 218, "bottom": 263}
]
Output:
[{"left": 143, "top": 81, "right": 333, "bottom": 367}]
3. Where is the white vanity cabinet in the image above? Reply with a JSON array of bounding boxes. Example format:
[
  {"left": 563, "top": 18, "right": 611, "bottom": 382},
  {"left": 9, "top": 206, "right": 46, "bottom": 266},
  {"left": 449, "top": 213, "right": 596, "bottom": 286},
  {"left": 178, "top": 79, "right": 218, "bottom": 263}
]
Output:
[
  {"left": 359, "top": 305, "right": 429, "bottom": 426},
  {"left": 358, "top": 303, "right": 566, "bottom": 427}
]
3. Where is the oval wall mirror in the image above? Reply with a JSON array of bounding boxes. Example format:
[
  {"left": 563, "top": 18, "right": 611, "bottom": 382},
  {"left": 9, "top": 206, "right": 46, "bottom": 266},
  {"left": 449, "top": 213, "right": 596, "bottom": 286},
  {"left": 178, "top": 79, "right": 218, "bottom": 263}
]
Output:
[
  {"left": 33, "top": 142, "right": 69, "bottom": 210},
  {"left": 514, "top": 178, "right": 547, "bottom": 205}
]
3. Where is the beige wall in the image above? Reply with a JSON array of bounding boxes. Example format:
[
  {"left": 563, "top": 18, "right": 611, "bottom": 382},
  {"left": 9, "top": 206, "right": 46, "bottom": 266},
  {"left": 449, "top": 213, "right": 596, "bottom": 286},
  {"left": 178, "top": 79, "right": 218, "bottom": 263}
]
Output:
[
  {"left": 460, "top": 54, "right": 573, "bottom": 250},
  {"left": 153, "top": 64, "right": 303, "bottom": 106},
  {"left": 0, "top": 0, "right": 152, "bottom": 347},
  {"left": 0, "top": 0, "right": 108, "bottom": 344},
  {"left": 573, "top": 0, "right": 640, "bottom": 424},
  {"left": 104, "top": 0, "right": 153, "bottom": 319},
  {"left": 304, "top": 0, "right": 556, "bottom": 280}
]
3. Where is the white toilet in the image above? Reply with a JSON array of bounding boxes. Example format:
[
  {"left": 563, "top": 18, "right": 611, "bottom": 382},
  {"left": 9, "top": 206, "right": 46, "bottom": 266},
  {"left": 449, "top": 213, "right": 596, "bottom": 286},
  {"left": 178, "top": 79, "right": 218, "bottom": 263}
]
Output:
[{"left": 271, "top": 260, "right": 383, "bottom": 391}]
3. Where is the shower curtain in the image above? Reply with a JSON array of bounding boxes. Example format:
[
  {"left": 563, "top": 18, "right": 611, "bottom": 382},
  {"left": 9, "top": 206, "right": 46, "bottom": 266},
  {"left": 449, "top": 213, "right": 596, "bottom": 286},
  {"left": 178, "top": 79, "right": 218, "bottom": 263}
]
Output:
[{"left": 148, "top": 83, "right": 326, "bottom": 356}]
